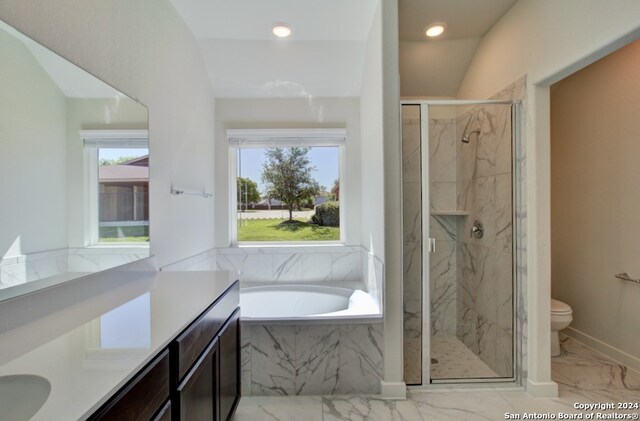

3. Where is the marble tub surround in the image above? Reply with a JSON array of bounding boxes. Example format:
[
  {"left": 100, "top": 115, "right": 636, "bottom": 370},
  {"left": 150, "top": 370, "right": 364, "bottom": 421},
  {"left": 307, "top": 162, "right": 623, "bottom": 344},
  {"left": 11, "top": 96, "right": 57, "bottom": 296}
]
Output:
[
  {"left": 161, "top": 245, "right": 384, "bottom": 312},
  {"left": 243, "top": 323, "right": 383, "bottom": 396},
  {"left": 0, "top": 248, "right": 68, "bottom": 289},
  {"left": 0, "top": 246, "right": 148, "bottom": 291},
  {"left": 234, "top": 337, "right": 640, "bottom": 421}
]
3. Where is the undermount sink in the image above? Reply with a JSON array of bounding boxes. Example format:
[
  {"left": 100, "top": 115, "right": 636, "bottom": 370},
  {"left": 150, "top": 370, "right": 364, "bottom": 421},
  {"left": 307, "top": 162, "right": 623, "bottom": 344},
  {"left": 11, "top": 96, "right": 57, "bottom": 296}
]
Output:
[{"left": 0, "top": 375, "right": 51, "bottom": 420}]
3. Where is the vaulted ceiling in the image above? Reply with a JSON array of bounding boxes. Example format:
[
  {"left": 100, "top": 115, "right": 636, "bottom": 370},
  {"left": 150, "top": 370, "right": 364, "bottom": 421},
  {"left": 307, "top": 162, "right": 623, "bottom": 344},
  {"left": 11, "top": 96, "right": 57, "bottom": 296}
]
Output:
[
  {"left": 169, "top": 0, "right": 379, "bottom": 98},
  {"left": 169, "top": 0, "right": 518, "bottom": 99},
  {"left": 399, "top": 0, "right": 517, "bottom": 97}
]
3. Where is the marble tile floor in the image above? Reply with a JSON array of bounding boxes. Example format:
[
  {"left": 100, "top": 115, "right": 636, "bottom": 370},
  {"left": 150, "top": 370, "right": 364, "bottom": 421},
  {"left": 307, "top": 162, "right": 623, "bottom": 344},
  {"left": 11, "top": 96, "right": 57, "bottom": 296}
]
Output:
[
  {"left": 431, "top": 336, "right": 498, "bottom": 380},
  {"left": 233, "top": 335, "right": 639, "bottom": 420}
]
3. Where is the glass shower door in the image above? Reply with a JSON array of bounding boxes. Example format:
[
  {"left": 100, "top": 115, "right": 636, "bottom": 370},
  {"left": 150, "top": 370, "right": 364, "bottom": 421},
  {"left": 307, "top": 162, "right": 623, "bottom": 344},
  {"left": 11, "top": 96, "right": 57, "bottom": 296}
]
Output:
[{"left": 401, "top": 101, "right": 516, "bottom": 385}]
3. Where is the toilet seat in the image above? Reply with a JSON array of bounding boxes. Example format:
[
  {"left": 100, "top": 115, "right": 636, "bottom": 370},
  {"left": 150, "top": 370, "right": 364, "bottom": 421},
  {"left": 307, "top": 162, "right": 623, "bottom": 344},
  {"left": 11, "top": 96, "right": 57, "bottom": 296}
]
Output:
[{"left": 551, "top": 299, "right": 572, "bottom": 315}]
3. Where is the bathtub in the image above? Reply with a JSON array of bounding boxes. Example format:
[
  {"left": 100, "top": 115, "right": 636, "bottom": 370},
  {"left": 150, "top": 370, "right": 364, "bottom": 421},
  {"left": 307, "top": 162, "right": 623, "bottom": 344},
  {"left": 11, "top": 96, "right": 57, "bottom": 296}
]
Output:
[{"left": 240, "top": 284, "right": 382, "bottom": 325}]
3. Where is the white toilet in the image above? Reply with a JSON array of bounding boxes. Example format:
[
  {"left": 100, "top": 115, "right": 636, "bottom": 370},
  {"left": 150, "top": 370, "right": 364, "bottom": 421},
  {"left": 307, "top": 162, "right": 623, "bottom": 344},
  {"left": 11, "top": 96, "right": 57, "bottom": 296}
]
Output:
[{"left": 551, "top": 298, "right": 573, "bottom": 357}]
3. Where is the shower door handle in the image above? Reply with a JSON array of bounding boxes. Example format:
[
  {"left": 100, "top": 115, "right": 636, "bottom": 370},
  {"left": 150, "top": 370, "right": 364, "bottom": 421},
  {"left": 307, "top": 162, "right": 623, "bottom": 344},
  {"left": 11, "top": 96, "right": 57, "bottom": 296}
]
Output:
[{"left": 428, "top": 238, "right": 436, "bottom": 253}]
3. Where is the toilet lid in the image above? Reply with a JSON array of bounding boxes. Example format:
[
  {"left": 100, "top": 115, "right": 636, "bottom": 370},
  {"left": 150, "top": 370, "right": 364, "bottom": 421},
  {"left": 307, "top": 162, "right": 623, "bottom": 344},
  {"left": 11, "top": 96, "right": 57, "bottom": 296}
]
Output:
[{"left": 551, "top": 299, "right": 572, "bottom": 314}]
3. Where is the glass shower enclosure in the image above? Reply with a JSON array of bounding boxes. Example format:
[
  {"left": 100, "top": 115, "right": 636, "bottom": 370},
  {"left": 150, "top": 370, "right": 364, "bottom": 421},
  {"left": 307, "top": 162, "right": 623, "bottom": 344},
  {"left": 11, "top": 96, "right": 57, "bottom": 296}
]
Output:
[{"left": 402, "top": 100, "right": 519, "bottom": 385}]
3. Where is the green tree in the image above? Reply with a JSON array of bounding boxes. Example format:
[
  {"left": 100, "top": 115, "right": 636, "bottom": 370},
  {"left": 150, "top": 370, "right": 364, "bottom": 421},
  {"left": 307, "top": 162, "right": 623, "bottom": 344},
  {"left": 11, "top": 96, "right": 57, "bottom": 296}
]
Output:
[
  {"left": 261, "top": 147, "right": 320, "bottom": 221},
  {"left": 99, "top": 156, "right": 140, "bottom": 166},
  {"left": 237, "top": 177, "right": 260, "bottom": 209}
]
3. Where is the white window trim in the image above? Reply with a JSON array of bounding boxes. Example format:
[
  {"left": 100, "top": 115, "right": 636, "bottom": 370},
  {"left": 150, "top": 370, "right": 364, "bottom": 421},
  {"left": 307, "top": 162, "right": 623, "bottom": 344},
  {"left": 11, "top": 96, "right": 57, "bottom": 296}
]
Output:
[
  {"left": 81, "top": 130, "right": 150, "bottom": 247},
  {"left": 228, "top": 128, "right": 346, "bottom": 246}
]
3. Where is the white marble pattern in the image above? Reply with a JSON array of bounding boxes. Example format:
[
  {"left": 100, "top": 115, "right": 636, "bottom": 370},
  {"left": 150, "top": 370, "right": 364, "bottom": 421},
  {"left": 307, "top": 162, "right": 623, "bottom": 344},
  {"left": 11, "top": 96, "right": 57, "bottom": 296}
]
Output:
[
  {"left": 430, "top": 240, "right": 456, "bottom": 337},
  {"left": 429, "top": 182, "right": 457, "bottom": 212},
  {"left": 301, "top": 252, "right": 332, "bottom": 282},
  {"left": 431, "top": 336, "right": 497, "bottom": 379},
  {"left": 272, "top": 253, "right": 303, "bottom": 282},
  {"left": 331, "top": 252, "right": 360, "bottom": 282},
  {"left": 402, "top": 241, "right": 421, "bottom": 299},
  {"left": 403, "top": 298, "right": 421, "bottom": 340},
  {"left": 241, "top": 324, "right": 252, "bottom": 396},
  {"left": 402, "top": 120, "right": 421, "bottom": 184},
  {"left": 243, "top": 253, "right": 273, "bottom": 282},
  {"left": 411, "top": 390, "right": 515, "bottom": 421},
  {"left": 429, "top": 119, "right": 457, "bottom": 183},
  {"left": 234, "top": 337, "right": 640, "bottom": 420},
  {"left": 323, "top": 397, "right": 424, "bottom": 421},
  {"left": 553, "top": 335, "right": 640, "bottom": 392},
  {"left": 0, "top": 263, "right": 27, "bottom": 288},
  {"left": 430, "top": 214, "right": 457, "bottom": 242},
  {"left": 403, "top": 337, "right": 422, "bottom": 385},
  {"left": 234, "top": 396, "right": 323, "bottom": 421},
  {"left": 251, "top": 325, "right": 296, "bottom": 396},
  {"left": 337, "top": 324, "right": 383, "bottom": 394},
  {"left": 243, "top": 322, "right": 383, "bottom": 396},
  {"left": 295, "top": 325, "right": 340, "bottom": 395},
  {"left": 402, "top": 181, "right": 421, "bottom": 242}
]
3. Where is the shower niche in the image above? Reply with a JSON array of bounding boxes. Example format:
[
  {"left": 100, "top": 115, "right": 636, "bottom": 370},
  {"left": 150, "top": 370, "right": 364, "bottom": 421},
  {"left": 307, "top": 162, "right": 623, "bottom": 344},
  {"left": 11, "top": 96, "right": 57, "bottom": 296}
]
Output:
[{"left": 402, "top": 101, "right": 517, "bottom": 385}]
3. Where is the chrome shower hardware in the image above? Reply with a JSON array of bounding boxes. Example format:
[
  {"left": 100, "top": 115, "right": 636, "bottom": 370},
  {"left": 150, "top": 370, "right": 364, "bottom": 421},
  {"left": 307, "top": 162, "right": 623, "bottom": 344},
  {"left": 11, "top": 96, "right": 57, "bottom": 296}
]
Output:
[{"left": 471, "top": 220, "right": 484, "bottom": 239}]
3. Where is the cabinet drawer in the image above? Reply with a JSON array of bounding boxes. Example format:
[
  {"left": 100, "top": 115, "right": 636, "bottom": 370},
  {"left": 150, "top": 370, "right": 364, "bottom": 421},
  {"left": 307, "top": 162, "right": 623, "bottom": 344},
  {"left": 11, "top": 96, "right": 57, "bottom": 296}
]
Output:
[
  {"left": 91, "top": 350, "right": 170, "bottom": 421},
  {"left": 177, "top": 336, "right": 219, "bottom": 420},
  {"left": 175, "top": 281, "right": 239, "bottom": 381}
]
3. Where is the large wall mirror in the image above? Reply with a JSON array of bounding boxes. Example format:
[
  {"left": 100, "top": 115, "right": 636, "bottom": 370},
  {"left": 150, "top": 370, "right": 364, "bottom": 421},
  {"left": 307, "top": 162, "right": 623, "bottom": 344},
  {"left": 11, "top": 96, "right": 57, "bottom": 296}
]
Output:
[{"left": 0, "top": 20, "right": 150, "bottom": 302}]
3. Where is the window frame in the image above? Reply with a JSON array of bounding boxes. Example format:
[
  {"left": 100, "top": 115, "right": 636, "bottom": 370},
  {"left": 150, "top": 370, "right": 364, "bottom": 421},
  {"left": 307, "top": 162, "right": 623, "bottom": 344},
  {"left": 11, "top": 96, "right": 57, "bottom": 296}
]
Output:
[
  {"left": 81, "top": 130, "right": 150, "bottom": 247},
  {"left": 227, "top": 128, "right": 346, "bottom": 246}
]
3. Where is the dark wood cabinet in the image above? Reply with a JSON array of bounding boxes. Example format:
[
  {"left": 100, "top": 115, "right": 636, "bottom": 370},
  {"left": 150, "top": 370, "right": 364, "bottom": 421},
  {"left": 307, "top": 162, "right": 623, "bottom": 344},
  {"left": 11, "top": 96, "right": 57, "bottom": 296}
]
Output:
[
  {"left": 89, "top": 350, "right": 170, "bottom": 421},
  {"left": 90, "top": 280, "right": 240, "bottom": 421},
  {"left": 217, "top": 309, "right": 240, "bottom": 421},
  {"left": 153, "top": 402, "right": 172, "bottom": 421},
  {"left": 176, "top": 337, "right": 218, "bottom": 421}
]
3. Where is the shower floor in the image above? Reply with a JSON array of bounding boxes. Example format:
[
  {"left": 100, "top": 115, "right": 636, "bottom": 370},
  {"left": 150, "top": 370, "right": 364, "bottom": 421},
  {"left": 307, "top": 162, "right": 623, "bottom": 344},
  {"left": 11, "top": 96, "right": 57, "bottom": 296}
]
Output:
[{"left": 431, "top": 336, "right": 498, "bottom": 380}]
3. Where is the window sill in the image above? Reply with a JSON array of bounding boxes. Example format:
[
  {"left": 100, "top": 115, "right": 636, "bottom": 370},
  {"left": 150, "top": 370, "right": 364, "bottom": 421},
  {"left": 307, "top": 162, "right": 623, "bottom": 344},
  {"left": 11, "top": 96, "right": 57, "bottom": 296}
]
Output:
[{"left": 233, "top": 242, "right": 345, "bottom": 248}]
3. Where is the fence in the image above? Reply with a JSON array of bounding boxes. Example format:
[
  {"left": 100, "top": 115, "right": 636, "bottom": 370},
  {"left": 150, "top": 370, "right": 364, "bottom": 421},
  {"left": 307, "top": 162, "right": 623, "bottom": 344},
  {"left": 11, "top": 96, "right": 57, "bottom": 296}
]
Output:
[{"left": 100, "top": 192, "right": 149, "bottom": 222}]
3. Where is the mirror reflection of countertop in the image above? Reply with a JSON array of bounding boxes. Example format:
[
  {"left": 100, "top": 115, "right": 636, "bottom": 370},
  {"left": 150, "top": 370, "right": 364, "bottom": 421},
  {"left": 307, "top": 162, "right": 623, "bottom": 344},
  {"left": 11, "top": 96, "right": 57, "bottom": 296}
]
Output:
[{"left": 0, "top": 270, "right": 238, "bottom": 420}]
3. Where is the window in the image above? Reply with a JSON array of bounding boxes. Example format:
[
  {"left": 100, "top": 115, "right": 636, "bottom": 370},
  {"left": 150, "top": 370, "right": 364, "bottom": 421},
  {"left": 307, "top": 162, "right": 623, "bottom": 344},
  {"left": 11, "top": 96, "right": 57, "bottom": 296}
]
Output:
[
  {"left": 81, "top": 130, "right": 149, "bottom": 245},
  {"left": 228, "top": 129, "right": 345, "bottom": 244}
]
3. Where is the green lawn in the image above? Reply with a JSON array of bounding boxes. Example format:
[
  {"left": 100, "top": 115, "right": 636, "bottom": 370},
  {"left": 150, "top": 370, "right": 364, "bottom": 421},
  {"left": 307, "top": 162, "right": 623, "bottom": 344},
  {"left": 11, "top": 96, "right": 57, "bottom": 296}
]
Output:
[
  {"left": 99, "top": 225, "right": 149, "bottom": 243},
  {"left": 237, "top": 218, "right": 339, "bottom": 241}
]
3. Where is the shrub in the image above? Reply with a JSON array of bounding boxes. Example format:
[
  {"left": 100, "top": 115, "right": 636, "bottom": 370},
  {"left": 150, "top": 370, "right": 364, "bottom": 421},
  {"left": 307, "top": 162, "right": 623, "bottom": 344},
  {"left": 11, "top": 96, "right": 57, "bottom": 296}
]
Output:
[{"left": 311, "top": 201, "right": 340, "bottom": 227}]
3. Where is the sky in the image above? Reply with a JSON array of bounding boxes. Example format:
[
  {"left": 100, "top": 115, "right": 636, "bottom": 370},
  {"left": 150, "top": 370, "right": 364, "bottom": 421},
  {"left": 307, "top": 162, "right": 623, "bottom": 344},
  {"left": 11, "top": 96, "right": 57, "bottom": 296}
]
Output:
[{"left": 238, "top": 147, "right": 339, "bottom": 194}]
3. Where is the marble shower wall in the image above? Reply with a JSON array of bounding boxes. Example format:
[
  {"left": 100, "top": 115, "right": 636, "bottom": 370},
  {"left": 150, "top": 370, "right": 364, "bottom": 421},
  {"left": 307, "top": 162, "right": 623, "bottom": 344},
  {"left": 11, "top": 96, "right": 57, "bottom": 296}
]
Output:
[
  {"left": 402, "top": 105, "right": 461, "bottom": 385},
  {"left": 242, "top": 323, "right": 383, "bottom": 396},
  {"left": 402, "top": 105, "right": 423, "bottom": 385},
  {"left": 455, "top": 102, "right": 514, "bottom": 378}
]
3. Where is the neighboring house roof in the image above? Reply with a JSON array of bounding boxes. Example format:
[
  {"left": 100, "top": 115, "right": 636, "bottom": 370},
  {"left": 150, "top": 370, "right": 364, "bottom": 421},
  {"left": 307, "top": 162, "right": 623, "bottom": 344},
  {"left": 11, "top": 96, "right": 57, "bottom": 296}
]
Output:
[
  {"left": 257, "top": 198, "right": 283, "bottom": 206},
  {"left": 99, "top": 164, "right": 149, "bottom": 182},
  {"left": 121, "top": 155, "right": 149, "bottom": 167}
]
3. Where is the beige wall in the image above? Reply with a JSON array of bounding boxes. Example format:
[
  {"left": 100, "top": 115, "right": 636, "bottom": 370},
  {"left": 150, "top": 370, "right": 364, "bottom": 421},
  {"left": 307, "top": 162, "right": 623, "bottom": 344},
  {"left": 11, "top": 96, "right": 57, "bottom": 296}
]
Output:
[{"left": 551, "top": 39, "right": 640, "bottom": 367}]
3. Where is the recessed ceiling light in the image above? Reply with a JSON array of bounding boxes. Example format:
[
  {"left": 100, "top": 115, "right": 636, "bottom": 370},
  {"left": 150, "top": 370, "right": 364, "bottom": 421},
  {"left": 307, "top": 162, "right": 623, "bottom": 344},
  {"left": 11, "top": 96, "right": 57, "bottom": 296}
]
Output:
[
  {"left": 272, "top": 23, "right": 292, "bottom": 38},
  {"left": 425, "top": 23, "right": 446, "bottom": 38}
]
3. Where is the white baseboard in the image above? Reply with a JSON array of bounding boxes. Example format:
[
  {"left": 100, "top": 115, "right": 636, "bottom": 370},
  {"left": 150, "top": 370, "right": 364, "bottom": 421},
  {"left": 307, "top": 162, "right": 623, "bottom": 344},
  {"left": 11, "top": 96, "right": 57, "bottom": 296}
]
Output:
[
  {"left": 564, "top": 327, "right": 640, "bottom": 374},
  {"left": 526, "top": 379, "right": 558, "bottom": 398},
  {"left": 380, "top": 381, "right": 407, "bottom": 399}
]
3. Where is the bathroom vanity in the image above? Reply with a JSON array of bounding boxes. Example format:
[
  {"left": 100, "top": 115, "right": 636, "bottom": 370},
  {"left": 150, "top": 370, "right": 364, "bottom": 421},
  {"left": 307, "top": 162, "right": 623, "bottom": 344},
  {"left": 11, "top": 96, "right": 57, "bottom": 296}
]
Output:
[{"left": 0, "top": 270, "right": 240, "bottom": 421}]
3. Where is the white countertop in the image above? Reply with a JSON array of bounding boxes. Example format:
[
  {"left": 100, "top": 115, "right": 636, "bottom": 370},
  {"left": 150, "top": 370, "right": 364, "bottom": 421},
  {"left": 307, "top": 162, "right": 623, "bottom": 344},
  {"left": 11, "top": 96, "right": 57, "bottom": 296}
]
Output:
[{"left": 0, "top": 270, "right": 237, "bottom": 420}]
